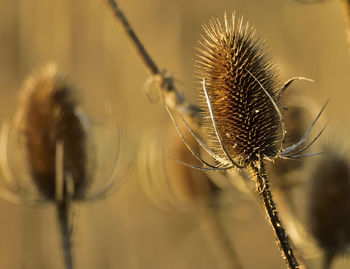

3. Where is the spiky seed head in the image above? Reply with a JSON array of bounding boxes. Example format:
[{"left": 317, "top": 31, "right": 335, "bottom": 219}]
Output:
[
  {"left": 308, "top": 150, "right": 350, "bottom": 264},
  {"left": 15, "top": 64, "right": 90, "bottom": 200},
  {"left": 196, "top": 14, "right": 283, "bottom": 167}
]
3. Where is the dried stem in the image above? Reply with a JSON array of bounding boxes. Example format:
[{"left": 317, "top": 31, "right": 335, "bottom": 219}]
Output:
[
  {"left": 106, "top": 0, "right": 159, "bottom": 75},
  {"left": 249, "top": 159, "right": 301, "bottom": 269},
  {"left": 56, "top": 199, "right": 74, "bottom": 269},
  {"left": 199, "top": 206, "right": 242, "bottom": 269},
  {"left": 105, "top": 0, "right": 199, "bottom": 119}
]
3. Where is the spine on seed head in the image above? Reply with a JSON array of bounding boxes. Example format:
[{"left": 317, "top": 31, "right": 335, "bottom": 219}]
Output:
[
  {"left": 196, "top": 13, "right": 283, "bottom": 167},
  {"left": 15, "top": 64, "right": 90, "bottom": 200}
]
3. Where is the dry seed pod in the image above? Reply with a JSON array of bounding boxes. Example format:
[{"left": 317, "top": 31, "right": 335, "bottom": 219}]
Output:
[
  {"left": 196, "top": 14, "right": 283, "bottom": 167},
  {"left": 0, "top": 63, "right": 121, "bottom": 204},
  {"left": 188, "top": 13, "right": 327, "bottom": 268},
  {"left": 0, "top": 64, "right": 122, "bottom": 269},
  {"left": 15, "top": 64, "right": 91, "bottom": 200},
  {"left": 308, "top": 148, "right": 350, "bottom": 268}
]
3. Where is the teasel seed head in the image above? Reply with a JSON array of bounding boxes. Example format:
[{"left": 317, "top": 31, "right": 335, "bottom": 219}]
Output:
[
  {"left": 139, "top": 123, "right": 219, "bottom": 212},
  {"left": 308, "top": 147, "right": 350, "bottom": 266},
  {"left": 15, "top": 64, "right": 91, "bottom": 200},
  {"left": 196, "top": 13, "right": 283, "bottom": 167}
]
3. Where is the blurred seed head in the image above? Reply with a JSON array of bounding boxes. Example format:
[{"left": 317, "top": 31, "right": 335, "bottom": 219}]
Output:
[
  {"left": 308, "top": 146, "right": 350, "bottom": 265},
  {"left": 167, "top": 122, "right": 219, "bottom": 207},
  {"left": 139, "top": 122, "right": 219, "bottom": 212},
  {"left": 0, "top": 63, "right": 123, "bottom": 205},
  {"left": 15, "top": 64, "right": 91, "bottom": 200},
  {"left": 196, "top": 14, "right": 283, "bottom": 167}
]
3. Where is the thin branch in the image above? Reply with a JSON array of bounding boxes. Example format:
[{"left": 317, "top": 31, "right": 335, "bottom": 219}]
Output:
[
  {"left": 55, "top": 141, "right": 74, "bottom": 269},
  {"left": 106, "top": 0, "right": 159, "bottom": 75},
  {"left": 56, "top": 200, "right": 74, "bottom": 269},
  {"left": 106, "top": 0, "right": 199, "bottom": 119}
]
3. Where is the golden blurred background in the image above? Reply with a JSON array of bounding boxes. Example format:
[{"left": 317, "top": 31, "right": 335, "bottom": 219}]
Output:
[{"left": 0, "top": 0, "right": 350, "bottom": 268}]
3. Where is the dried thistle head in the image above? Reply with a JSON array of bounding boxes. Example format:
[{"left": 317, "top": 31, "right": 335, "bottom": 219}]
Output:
[
  {"left": 139, "top": 123, "right": 219, "bottom": 212},
  {"left": 15, "top": 64, "right": 90, "bottom": 200},
  {"left": 0, "top": 64, "right": 121, "bottom": 205},
  {"left": 196, "top": 14, "right": 283, "bottom": 167},
  {"left": 308, "top": 147, "right": 350, "bottom": 266}
]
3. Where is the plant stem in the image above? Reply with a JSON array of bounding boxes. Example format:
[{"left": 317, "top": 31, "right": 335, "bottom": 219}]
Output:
[
  {"left": 249, "top": 159, "right": 300, "bottom": 269},
  {"left": 105, "top": 0, "right": 199, "bottom": 119},
  {"left": 56, "top": 199, "right": 74, "bottom": 269},
  {"left": 106, "top": 0, "right": 159, "bottom": 76},
  {"left": 199, "top": 205, "right": 242, "bottom": 269}
]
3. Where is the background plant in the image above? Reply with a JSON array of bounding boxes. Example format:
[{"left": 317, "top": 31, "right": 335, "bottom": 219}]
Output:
[{"left": 0, "top": 0, "right": 349, "bottom": 268}]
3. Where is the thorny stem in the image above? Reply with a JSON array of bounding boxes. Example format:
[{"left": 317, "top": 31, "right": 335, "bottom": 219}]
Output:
[
  {"left": 272, "top": 189, "right": 310, "bottom": 268},
  {"left": 199, "top": 205, "right": 242, "bottom": 269},
  {"left": 106, "top": 0, "right": 200, "bottom": 119},
  {"left": 56, "top": 199, "right": 74, "bottom": 269},
  {"left": 249, "top": 159, "right": 301, "bottom": 269}
]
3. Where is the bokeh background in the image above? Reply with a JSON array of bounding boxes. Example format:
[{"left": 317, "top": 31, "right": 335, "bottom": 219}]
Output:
[{"left": 0, "top": 0, "right": 350, "bottom": 268}]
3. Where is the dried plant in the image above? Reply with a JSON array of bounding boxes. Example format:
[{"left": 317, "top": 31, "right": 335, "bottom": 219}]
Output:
[
  {"left": 105, "top": 0, "right": 199, "bottom": 122},
  {"left": 307, "top": 144, "right": 350, "bottom": 269},
  {"left": 179, "top": 14, "right": 327, "bottom": 268},
  {"left": 0, "top": 64, "right": 122, "bottom": 269},
  {"left": 139, "top": 122, "right": 242, "bottom": 269},
  {"left": 106, "top": 1, "right": 328, "bottom": 268}
]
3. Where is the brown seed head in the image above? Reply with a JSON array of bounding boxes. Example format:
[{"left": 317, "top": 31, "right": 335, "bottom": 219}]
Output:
[
  {"left": 308, "top": 149, "right": 350, "bottom": 263},
  {"left": 167, "top": 121, "right": 218, "bottom": 208},
  {"left": 15, "top": 64, "right": 90, "bottom": 200},
  {"left": 196, "top": 14, "right": 283, "bottom": 167}
]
